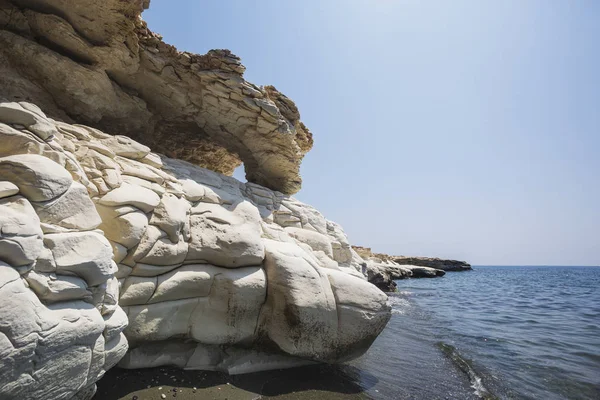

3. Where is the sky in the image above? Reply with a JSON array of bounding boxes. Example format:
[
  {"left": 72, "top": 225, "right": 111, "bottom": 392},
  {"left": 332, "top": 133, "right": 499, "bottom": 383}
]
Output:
[{"left": 144, "top": 1, "right": 599, "bottom": 266}]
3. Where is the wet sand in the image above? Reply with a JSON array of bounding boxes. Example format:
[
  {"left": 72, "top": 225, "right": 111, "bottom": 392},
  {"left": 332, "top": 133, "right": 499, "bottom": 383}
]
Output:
[{"left": 95, "top": 365, "right": 372, "bottom": 400}]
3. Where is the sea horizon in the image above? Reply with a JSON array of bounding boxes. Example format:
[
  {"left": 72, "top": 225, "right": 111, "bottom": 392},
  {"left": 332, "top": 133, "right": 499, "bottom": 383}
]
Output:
[{"left": 473, "top": 264, "right": 600, "bottom": 268}]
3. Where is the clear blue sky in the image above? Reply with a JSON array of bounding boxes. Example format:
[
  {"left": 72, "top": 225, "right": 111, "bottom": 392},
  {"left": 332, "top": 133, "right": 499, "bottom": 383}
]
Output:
[{"left": 144, "top": 1, "right": 599, "bottom": 266}]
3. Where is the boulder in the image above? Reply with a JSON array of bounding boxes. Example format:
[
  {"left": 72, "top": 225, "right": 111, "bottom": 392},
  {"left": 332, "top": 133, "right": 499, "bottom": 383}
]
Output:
[
  {"left": 187, "top": 201, "right": 264, "bottom": 268},
  {"left": 98, "top": 183, "right": 160, "bottom": 213},
  {"left": 0, "top": 196, "right": 44, "bottom": 266},
  {"left": 0, "top": 154, "right": 72, "bottom": 201},
  {"left": 0, "top": 181, "right": 18, "bottom": 198},
  {"left": 44, "top": 231, "right": 116, "bottom": 286},
  {"left": 0, "top": 101, "right": 58, "bottom": 140},
  {"left": 32, "top": 181, "right": 102, "bottom": 230}
]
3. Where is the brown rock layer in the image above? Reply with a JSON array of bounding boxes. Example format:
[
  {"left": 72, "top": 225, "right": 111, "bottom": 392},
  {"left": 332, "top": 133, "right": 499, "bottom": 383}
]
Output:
[{"left": 0, "top": 0, "right": 313, "bottom": 194}]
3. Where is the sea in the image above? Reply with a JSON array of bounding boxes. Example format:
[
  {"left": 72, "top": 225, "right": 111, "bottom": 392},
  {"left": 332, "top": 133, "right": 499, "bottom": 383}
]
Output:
[{"left": 345, "top": 265, "right": 600, "bottom": 400}]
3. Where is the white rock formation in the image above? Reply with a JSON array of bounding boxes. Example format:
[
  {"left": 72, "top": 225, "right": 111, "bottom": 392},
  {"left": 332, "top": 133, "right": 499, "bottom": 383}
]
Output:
[
  {"left": 0, "top": 104, "right": 128, "bottom": 400},
  {"left": 0, "top": 102, "right": 390, "bottom": 399}
]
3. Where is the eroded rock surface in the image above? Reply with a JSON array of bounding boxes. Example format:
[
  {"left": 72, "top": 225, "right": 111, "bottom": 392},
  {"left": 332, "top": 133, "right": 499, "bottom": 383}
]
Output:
[
  {"left": 0, "top": 0, "right": 312, "bottom": 194},
  {"left": 0, "top": 120, "right": 128, "bottom": 399},
  {"left": 0, "top": 103, "right": 389, "bottom": 399},
  {"left": 353, "top": 246, "right": 450, "bottom": 292}
]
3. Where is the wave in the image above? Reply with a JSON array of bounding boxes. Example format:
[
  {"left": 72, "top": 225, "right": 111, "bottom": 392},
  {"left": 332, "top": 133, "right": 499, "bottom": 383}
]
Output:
[
  {"left": 388, "top": 296, "right": 410, "bottom": 315},
  {"left": 437, "top": 342, "right": 498, "bottom": 400}
]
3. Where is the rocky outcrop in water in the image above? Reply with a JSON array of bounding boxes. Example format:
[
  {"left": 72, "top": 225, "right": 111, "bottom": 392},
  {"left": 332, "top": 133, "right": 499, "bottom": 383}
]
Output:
[
  {"left": 0, "top": 102, "right": 390, "bottom": 399},
  {"left": 353, "top": 246, "right": 461, "bottom": 292},
  {"left": 0, "top": 0, "right": 312, "bottom": 194},
  {"left": 392, "top": 256, "right": 471, "bottom": 272}
]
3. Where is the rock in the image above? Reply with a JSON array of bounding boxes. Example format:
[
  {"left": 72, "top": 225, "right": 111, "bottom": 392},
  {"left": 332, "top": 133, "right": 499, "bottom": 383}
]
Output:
[
  {"left": 353, "top": 246, "right": 470, "bottom": 291},
  {"left": 44, "top": 231, "right": 116, "bottom": 286},
  {"left": 32, "top": 181, "right": 102, "bottom": 230},
  {"left": 0, "top": 259, "right": 127, "bottom": 400},
  {"left": 25, "top": 271, "right": 92, "bottom": 303},
  {"left": 149, "top": 193, "right": 191, "bottom": 243},
  {"left": 0, "top": 154, "right": 72, "bottom": 201},
  {"left": 138, "top": 235, "right": 188, "bottom": 266},
  {"left": 0, "top": 101, "right": 58, "bottom": 140},
  {"left": 99, "top": 183, "right": 160, "bottom": 213},
  {"left": 100, "top": 135, "right": 150, "bottom": 160},
  {"left": 119, "top": 275, "right": 157, "bottom": 306},
  {"left": 187, "top": 201, "right": 264, "bottom": 268},
  {"left": 0, "top": 196, "right": 44, "bottom": 266},
  {"left": 323, "top": 268, "right": 391, "bottom": 360},
  {"left": 365, "top": 263, "right": 399, "bottom": 292},
  {"left": 0, "top": 181, "right": 19, "bottom": 198},
  {"left": 363, "top": 256, "right": 448, "bottom": 292},
  {"left": 97, "top": 207, "right": 149, "bottom": 249},
  {"left": 124, "top": 265, "right": 266, "bottom": 345},
  {"left": 393, "top": 256, "right": 472, "bottom": 271},
  {"left": 260, "top": 239, "right": 338, "bottom": 360},
  {"left": 407, "top": 265, "right": 446, "bottom": 278},
  {"left": 285, "top": 227, "right": 334, "bottom": 258},
  {"left": 0, "top": 1, "right": 313, "bottom": 194}
]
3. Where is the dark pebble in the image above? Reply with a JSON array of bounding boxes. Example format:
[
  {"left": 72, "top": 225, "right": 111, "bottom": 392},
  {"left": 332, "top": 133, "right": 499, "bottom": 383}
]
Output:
[{"left": 132, "top": 396, "right": 138, "bottom": 400}]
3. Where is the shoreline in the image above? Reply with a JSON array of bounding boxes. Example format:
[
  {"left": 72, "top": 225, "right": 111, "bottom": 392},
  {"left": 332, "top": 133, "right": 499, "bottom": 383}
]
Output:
[{"left": 96, "top": 365, "right": 371, "bottom": 400}]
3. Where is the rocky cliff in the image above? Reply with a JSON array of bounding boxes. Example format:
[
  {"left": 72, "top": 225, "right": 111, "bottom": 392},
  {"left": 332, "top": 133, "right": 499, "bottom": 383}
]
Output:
[
  {"left": 353, "top": 246, "right": 468, "bottom": 292},
  {"left": 0, "top": 0, "right": 312, "bottom": 194},
  {"left": 0, "top": 1, "right": 393, "bottom": 399}
]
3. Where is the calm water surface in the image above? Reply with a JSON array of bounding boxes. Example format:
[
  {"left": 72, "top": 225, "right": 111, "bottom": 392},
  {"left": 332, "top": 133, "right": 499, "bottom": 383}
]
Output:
[{"left": 351, "top": 266, "right": 600, "bottom": 399}]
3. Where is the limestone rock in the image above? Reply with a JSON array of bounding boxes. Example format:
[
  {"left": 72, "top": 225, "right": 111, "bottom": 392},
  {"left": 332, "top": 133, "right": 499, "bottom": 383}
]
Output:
[
  {"left": 0, "top": 0, "right": 313, "bottom": 194},
  {"left": 149, "top": 193, "right": 191, "bottom": 242},
  {"left": 0, "top": 196, "right": 44, "bottom": 266},
  {"left": 0, "top": 181, "right": 18, "bottom": 198},
  {"left": 44, "top": 231, "right": 116, "bottom": 286},
  {"left": 187, "top": 201, "right": 264, "bottom": 268},
  {"left": 0, "top": 154, "right": 72, "bottom": 201},
  {"left": 99, "top": 183, "right": 160, "bottom": 213},
  {"left": 260, "top": 239, "right": 339, "bottom": 360},
  {"left": 0, "top": 101, "right": 58, "bottom": 140},
  {"left": 25, "top": 271, "right": 92, "bottom": 303},
  {"left": 97, "top": 207, "right": 149, "bottom": 249},
  {"left": 0, "top": 143, "right": 128, "bottom": 400},
  {"left": 363, "top": 255, "right": 447, "bottom": 292},
  {"left": 32, "top": 181, "right": 102, "bottom": 230}
]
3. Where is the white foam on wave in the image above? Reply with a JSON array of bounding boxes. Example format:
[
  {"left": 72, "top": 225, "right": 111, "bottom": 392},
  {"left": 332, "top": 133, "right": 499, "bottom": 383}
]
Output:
[
  {"left": 388, "top": 296, "right": 411, "bottom": 315},
  {"left": 438, "top": 342, "right": 495, "bottom": 399},
  {"left": 469, "top": 371, "right": 489, "bottom": 398}
]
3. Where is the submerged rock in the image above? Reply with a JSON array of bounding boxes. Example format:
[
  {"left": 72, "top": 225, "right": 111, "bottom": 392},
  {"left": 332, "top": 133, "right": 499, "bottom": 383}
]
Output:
[{"left": 0, "top": 103, "right": 390, "bottom": 399}]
